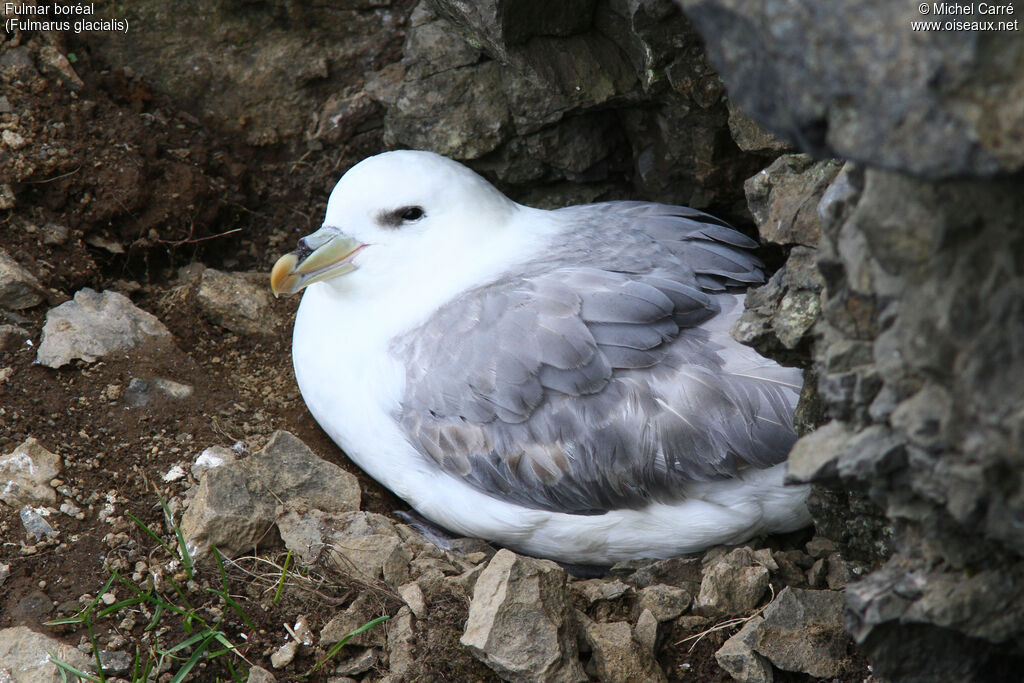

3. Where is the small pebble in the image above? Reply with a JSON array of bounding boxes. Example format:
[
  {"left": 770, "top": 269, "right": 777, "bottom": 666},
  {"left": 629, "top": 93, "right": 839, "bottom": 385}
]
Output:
[
  {"left": 293, "top": 615, "right": 313, "bottom": 646},
  {"left": 271, "top": 639, "right": 298, "bottom": 668},
  {"left": 60, "top": 501, "right": 82, "bottom": 517},
  {"left": 162, "top": 465, "right": 186, "bottom": 482},
  {"left": 2, "top": 129, "right": 27, "bottom": 150}
]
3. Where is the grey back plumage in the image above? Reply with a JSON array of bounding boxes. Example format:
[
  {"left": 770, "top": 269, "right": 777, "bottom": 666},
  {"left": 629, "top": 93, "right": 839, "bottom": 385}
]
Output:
[{"left": 391, "top": 202, "right": 800, "bottom": 515}]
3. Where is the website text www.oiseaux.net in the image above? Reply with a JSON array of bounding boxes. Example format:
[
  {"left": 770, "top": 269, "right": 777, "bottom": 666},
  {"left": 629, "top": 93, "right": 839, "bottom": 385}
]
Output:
[{"left": 912, "top": 2, "right": 1019, "bottom": 31}]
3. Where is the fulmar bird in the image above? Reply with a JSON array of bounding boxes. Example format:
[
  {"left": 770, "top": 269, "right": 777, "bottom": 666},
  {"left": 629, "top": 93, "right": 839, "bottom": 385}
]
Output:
[{"left": 270, "top": 150, "right": 810, "bottom": 565}]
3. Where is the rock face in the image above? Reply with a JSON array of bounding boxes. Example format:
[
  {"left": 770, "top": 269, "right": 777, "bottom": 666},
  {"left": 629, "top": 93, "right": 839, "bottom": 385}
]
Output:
[
  {"left": 636, "top": 584, "right": 691, "bottom": 622},
  {"left": 191, "top": 445, "right": 236, "bottom": 479},
  {"left": 677, "top": 0, "right": 1024, "bottom": 178},
  {"left": 733, "top": 125, "right": 1024, "bottom": 683},
  {"left": 79, "top": 3, "right": 399, "bottom": 149},
  {"left": 36, "top": 289, "right": 172, "bottom": 368},
  {"left": 675, "top": 1, "right": 1024, "bottom": 678},
  {"left": 714, "top": 588, "right": 852, "bottom": 681},
  {"left": 320, "top": 593, "right": 387, "bottom": 649},
  {"left": 732, "top": 154, "right": 838, "bottom": 365},
  {"left": 803, "top": 170, "right": 1024, "bottom": 680},
  {"left": 277, "top": 509, "right": 404, "bottom": 582},
  {"left": 367, "top": 0, "right": 764, "bottom": 210},
  {"left": 387, "top": 606, "right": 417, "bottom": 677},
  {"left": 461, "top": 549, "right": 586, "bottom": 682}
]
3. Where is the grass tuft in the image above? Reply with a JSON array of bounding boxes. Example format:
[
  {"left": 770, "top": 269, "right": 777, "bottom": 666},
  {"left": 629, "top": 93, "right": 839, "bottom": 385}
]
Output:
[
  {"left": 47, "top": 503, "right": 252, "bottom": 682},
  {"left": 46, "top": 497, "right": 391, "bottom": 681}
]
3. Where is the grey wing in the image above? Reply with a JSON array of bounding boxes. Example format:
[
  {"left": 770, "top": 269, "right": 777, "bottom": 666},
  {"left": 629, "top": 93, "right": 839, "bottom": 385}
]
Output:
[
  {"left": 551, "top": 201, "right": 766, "bottom": 291},
  {"left": 393, "top": 208, "right": 800, "bottom": 515}
]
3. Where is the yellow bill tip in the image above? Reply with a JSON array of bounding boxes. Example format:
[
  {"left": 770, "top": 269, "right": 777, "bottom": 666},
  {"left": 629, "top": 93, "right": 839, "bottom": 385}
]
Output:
[{"left": 270, "top": 252, "right": 300, "bottom": 297}]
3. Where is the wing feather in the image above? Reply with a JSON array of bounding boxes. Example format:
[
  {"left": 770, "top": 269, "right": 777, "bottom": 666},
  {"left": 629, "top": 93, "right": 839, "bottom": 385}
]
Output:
[{"left": 390, "top": 202, "right": 801, "bottom": 515}]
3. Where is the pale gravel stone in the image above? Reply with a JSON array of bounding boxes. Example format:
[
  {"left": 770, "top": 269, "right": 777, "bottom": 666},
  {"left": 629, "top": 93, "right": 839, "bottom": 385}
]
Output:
[
  {"left": 584, "top": 620, "right": 667, "bottom": 683},
  {"left": 0, "top": 438, "right": 62, "bottom": 508},
  {"left": 247, "top": 665, "right": 277, "bottom": 683},
  {"left": 753, "top": 587, "right": 850, "bottom": 678},
  {"left": 181, "top": 430, "right": 361, "bottom": 558},
  {"left": 695, "top": 548, "right": 770, "bottom": 617},
  {"left": 636, "top": 584, "right": 691, "bottom": 622},
  {"left": 0, "top": 249, "right": 44, "bottom": 310},
  {"left": 386, "top": 606, "right": 415, "bottom": 677},
  {"left": 36, "top": 289, "right": 171, "bottom": 368},
  {"left": 461, "top": 549, "right": 586, "bottom": 682},
  {"left": 270, "top": 640, "right": 298, "bottom": 669},
  {"left": 196, "top": 268, "right": 278, "bottom": 335},
  {"left": 398, "top": 581, "right": 427, "bottom": 619},
  {"left": 633, "top": 608, "right": 659, "bottom": 653}
]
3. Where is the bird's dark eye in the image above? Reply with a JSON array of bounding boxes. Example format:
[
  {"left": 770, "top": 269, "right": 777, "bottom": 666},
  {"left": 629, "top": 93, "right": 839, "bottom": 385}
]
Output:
[
  {"left": 377, "top": 206, "right": 427, "bottom": 228},
  {"left": 400, "top": 206, "right": 425, "bottom": 222}
]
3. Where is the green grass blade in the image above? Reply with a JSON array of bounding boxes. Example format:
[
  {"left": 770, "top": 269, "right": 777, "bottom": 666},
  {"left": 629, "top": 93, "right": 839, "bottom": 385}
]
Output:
[
  {"left": 48, "top": 570, "right": 121, "bottom": 626},
  {"left": 305, "top": 614, "right": 389, "bottom": 675},
  {"left": 127, "top": 512, "right": 176, "bottom": 558},
  {"left": 147, "top": 600, "right": 165, "bottom": 631},
  {"left": 46, "top": 615, "right": 91, "bottom": 626},
  {"left": 273, "top": 550, "right": 292, "bottom": 604},
  {"left": 160, "top": 498, "right": 194, "bottom": 580},
  {"left": 48, "top": 651, "right": 101, "bottom": 683},
  {"left": 130, "top": 647, "right": 143, "bottom": 682},
  {"left": 169, "top": 633, "right": 216, "bottom": 683},
  {"left": 96, "top": 596, "right": 148, "bottom": 619},
  {"left": 213, "top": 547, "right": 229, "bottom": 591},
  {"left": 175, "top": 525, "right": 194, "bottom": 580},
  {"left": 84, "top": 618, "right": 107, "bottom": 683},
  {"left": 212, "top": 632, "right": 252, "bottom": 665},
  {"left": 163, "top": 630, "right": 211, "bottom": 655}
]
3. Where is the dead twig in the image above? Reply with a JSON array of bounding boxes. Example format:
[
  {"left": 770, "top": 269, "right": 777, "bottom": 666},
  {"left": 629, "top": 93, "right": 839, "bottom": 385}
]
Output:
[
  {"left": 677, "top": 584, "right": 776, "bottom": 652},
  {"left": 22, "top": 167, "right": 81, "bottom": 184},
  {"left": 157, "top": 226, "right": 242, "bottom": 246}
]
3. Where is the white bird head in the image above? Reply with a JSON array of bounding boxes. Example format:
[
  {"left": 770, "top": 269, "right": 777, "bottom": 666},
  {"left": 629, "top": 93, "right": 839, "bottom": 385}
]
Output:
[{"left": 270, "top": 150, "right": 521, "bottom": 297}]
